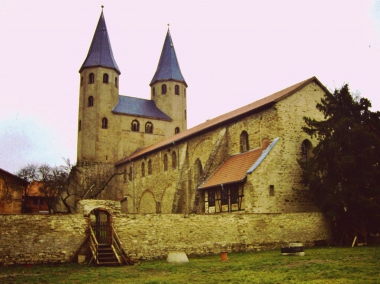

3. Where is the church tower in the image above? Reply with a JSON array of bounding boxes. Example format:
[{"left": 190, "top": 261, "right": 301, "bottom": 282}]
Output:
[
  {"left": 77, "top": 9, "right": 120, "bottom": 164},
  {"left": 150, "top": 29, "right": 188, "bottom": 134}
]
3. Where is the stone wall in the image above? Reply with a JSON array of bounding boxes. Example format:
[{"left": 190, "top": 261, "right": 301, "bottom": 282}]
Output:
[
  {"left": 113, "top": 212, "right": 331, "bottom": 260},
  {"left": 0, "top": 214, "right": 88, "bottom": 266},
  {"left": 0, "top": 200, "right": 331, "bottom": 265}
]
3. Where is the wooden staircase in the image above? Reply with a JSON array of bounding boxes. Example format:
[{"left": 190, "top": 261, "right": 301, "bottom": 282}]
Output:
[{"left": 88, "top": 225, "right": 133, "bottom": 266}]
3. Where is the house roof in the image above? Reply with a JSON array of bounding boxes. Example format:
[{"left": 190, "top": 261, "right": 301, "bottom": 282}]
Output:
[
  {"left": 79, "top": 10, "right": 120, "bottom": 74},
  {"left": 27, "top": 181, "right": 44, "bottom": 197},
  {"left": 0, "top": 168, "right": 28, "bottom": 186},
  {"left": 150, "top": 29, "right": 187, "bottom": 87},
  {"left": 115, "top": 76, "right": 326, "bottom": 166},
  {"left": 198, "top": 138, "right": 279, "bottom": 189},
  {"left": 113, "top": 95, "right": 172, "bottom": 121}
]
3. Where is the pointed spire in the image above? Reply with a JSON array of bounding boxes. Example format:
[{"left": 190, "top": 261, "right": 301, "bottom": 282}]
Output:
[
  {"left": 150, "top": 28, "right": 187, "bottom": 87},
  {"left": 79, "top": 9, "right": 120, "bottom": 74}
]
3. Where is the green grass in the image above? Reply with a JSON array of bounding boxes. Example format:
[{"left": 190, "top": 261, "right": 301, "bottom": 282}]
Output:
[{"left": 1, "top": 246, "right": 380, "bottom": 283}]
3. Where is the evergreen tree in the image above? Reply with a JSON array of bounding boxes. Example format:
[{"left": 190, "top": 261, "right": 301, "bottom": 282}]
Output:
[{"left": 302, "top": 84, "right": 380, "bottom": 244}]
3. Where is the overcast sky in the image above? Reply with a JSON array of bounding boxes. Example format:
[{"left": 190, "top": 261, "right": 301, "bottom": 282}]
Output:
[{"left": 0, "top": 0, "right": 379, "bottom": 173}]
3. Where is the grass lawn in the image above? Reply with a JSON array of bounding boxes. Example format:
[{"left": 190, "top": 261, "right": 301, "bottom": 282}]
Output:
[{"left": 0, "top": 246, "right": 379, "bottom": 284}]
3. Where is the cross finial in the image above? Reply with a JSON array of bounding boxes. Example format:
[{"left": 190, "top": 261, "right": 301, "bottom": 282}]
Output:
[
  {"left": 101, "top": 5, "right": 104, "bottom": 9},
  {"left": 167, "top": 23, "right": 170, "bottom": 29}
]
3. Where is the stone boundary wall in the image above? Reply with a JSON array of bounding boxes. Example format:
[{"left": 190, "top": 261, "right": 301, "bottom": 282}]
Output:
[
  {"left": 0, "top": 210, "right": 331, "bottom": 265},
  {"left": 114, "top": 212, "right": 331, "bottom": 260},
  {"left": 0, "top": 215, "right": 88, "bottom": 266}
]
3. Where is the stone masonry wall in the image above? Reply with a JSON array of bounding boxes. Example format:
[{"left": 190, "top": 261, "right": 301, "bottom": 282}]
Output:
[
  {"left": 0, "top": 214, "right": 88, "bottom": 266},
  {"left": 113, "top": 212, "right": 331, "bottom": 260},
  {"left": 0, "top": 208, "right": 330, "bottom": 265}
]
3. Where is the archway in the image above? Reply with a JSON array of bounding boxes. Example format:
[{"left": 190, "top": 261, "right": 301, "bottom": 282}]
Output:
[{"left": 90, "top": 208, "right": 112, "bottom": 244}]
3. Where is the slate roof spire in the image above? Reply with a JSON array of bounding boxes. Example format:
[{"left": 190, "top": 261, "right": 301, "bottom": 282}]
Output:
[
  {"left": 150, "top": 28, "right": 187, "bottom": 87},
  {"left": 79, "top": 8, "right": 120, "bottom": 74}
]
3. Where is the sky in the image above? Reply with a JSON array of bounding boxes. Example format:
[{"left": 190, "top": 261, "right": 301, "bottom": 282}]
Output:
[{"left": 0, "top": 0, "right": 379, "bottom": 174}]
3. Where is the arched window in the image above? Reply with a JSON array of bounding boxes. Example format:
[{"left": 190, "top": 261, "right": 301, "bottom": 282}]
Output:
[
  {"left": 80, "top": 76, "right": 83, "bottom": 86},
  {"left": 184, "top": 110, "right": 187, "bottom": 120},
  {"left": 102, "top": 117, "right": 108, "bottom": 129},
  {"left": 115, "top": 77, "right": 118, "bottom": 88},
  {"left": 184, "top": 88, "right": 186, "bottom": 97},
  {"left": 88, "top": 96, "right": 94, "bottom": 107},
  {"left": 89, "top": 73, "right": 95, "bottom": 84},
  {"left": 175, "top": 127, "right": 180, "bottom": 134},
  {"left": 141, "top": 162, "right": 145, "bottom": 177},
  {"left": 161, "top": 84, "right": 167, "bottom": 94},
  {"left": 172, "top": 151, "right": 177, "bottom": 169},
  {"left": 145, "top": 122, "right": 153, "bottom": 134},
  {"left": 129, "top": 166, "right": 132, "bottom": 181},
  {"left": 152, "top": 87, "right": 155, "bottom": 96},
  {"left": 195, "top": 158, "right": 203, "bottom": 183},
  {"left": 175, "top": 85, "right": 180, "bottom": 95},
  {"left": 148, "top": 159, "right": 152, "bottom": 175},
  {"left": 302, "top": 140, "right": 312, "bottom": 163},
  {"left": 131, "top": 120, "right": 140, "bottom": 132},
  {"left": 78, "top": 120, "right": 81, "bottom": 132},
  {"left": 103, "top": 73, "right": 109, "bottom": 83},
  {"left": 163, "top": 154, "right": 168, "bottom": 171},
  {"left": 240, "top": 131, "right": 249, "bottom": 153}
]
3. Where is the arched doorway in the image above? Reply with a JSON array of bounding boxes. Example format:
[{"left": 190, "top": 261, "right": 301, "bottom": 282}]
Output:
[{"left": 90, "top": 208, "right": 112, "bottom": 244}]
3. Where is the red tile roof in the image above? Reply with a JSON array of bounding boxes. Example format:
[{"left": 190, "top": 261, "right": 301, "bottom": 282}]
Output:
[
  {"left": 199, "top": 148, "right": 264, "bottom": 189},
  {"left": 116, "top": 76, "right": 327, "bottom": 166}
]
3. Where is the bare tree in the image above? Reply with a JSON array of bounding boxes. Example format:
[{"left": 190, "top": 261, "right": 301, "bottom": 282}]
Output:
[{"left": 17, "top": 160, "right": 125, "bottom": 214}]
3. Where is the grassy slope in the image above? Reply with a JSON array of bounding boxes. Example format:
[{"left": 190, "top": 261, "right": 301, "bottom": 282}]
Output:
[{"left": 1, "top": 246, "right": 379, "bottom": 284}]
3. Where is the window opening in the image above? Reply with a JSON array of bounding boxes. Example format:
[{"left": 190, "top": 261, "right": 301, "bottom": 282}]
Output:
[
  {"left": 240, "top": 131, "right": 249, "bottom": 153},
  {"left": 148, "top": 159, "right": 152, "bottom": 175},
  {"left": 163, "top": 154, "right": 168, "bottom": 171},
  {"left": 172, "top": 151, "right": 177, "bottom": 169},
  {"left": 89, "top": 73, "right": 95, "bottom": 84},
  {"left": 145, "top": 122, "right": 153, "bottom": 134},
  {"left": 102, "top": 117, "right": 108, "bottom": 129},
  {"left": 103, "top": 73, "right": 109, "bottom": 84},
  {"left": 175, "top": 85, "right": 180, "bottom": 95},
  {"left": 115, "top": 77, "right": 118, "bottom": 88},
  {"left": 142, "top": 162, "right": 145, "bottom": 177},
  {"left": 88, "top": 96, "right": 94, "bottom": 107},
  {"left": 175, "top": 127, "right": 180, "bottom": 134},
  {"left": 161, "top": 84, "right": 167, "bottom": 94},
  {"left": 131, "top": 120, "right": 140, "bottom": 132}
]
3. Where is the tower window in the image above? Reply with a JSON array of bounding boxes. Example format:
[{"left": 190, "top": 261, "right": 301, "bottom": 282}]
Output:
[
  {"left": 161, "top": 84, "right": 167, "bottom": 94},
  {"left": 115, "top": 77, "right": 118, "bottom": 88},
  {"left": 145, "top": 122, "right": 153, "bottom": 134},
  {"left": 240, "top": 131, "right": 249, "bottom": 153},
  {"left": 103, "top": 73, "right": 109, "bottom": 84},
  {"left": 80, "top": 76, "right": 83, "bottom": 86},
  {"left": 175, "top": 85, "right": 180, "bottom": 95},
  {"left": 148, "top": 159, "right": 152, "bottom": 175},
  {"left": 152, "top": 87, "right": 156, "bottom": 96},
  {"left": 175, "top": 127, "right": 180, "bottom": 134},
  {"left": 89, "top": 73, "right": 95, "bottom": 84},
  {"left": 172, "top": 151, "right": 177, "bottom": 169},
  {"left": 131, "top": 120, "right": 140, "bottom": 132},
  {"left": 163, "top": 154, "right": 168, "bottom": 171},
  {"left": 102, "top": 117, "right": 108, "bottom": 129},
  {"left": 184, "top": 110, "right": 187, "bottom": 120},
  {"left": 78, "top": 120, "right": 81, "bottom": 132},
  {"left": 184, "top": 88, "right": 186, "bottom": 97},
  {"left": 88, "top": 96, "right": 94, "bottom": 107}
]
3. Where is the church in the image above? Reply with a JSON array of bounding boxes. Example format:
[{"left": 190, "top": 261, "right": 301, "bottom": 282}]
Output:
[{"left": 77, "top": 10, "right": 329, "bottom": 215}]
